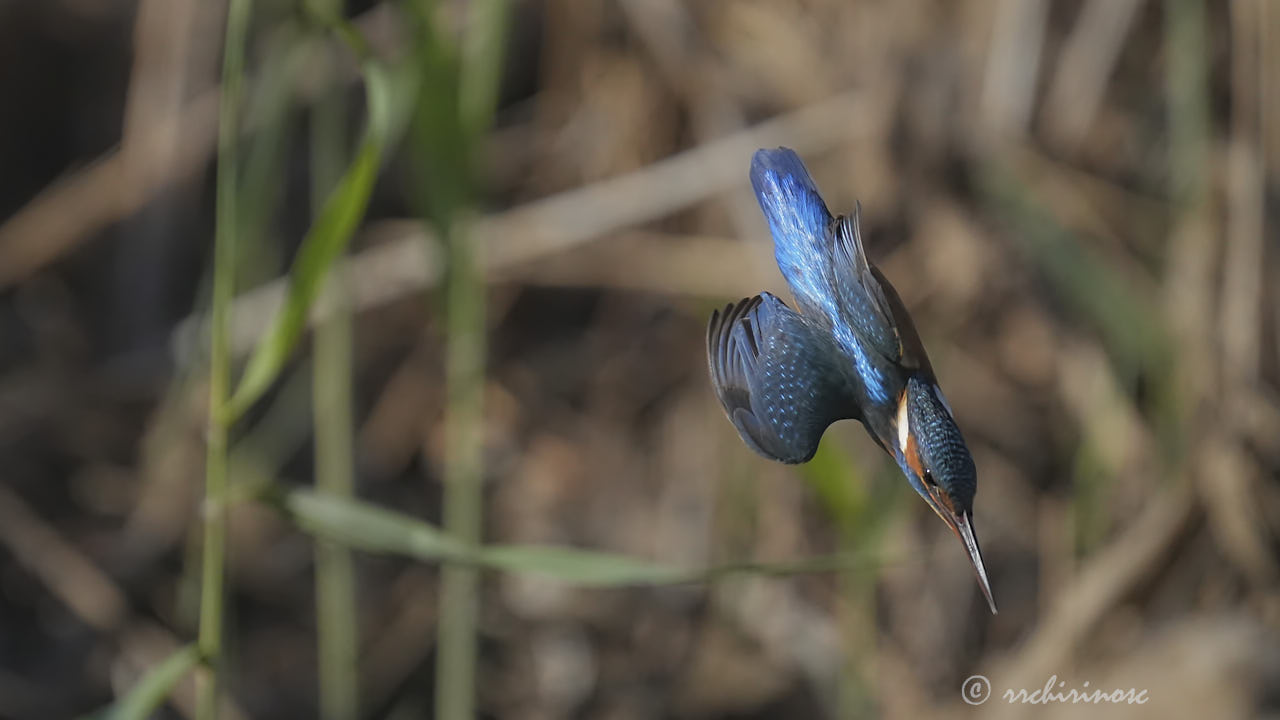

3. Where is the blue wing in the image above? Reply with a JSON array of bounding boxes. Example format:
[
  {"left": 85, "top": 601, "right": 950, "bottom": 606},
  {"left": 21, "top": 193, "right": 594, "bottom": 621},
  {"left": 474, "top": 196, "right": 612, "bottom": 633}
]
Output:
[
  {"left": 831, "top": 209, "right": 899, "bottom": 359},
  {"left": 707, "top": 293, "right": 859, "bottom": 463}
]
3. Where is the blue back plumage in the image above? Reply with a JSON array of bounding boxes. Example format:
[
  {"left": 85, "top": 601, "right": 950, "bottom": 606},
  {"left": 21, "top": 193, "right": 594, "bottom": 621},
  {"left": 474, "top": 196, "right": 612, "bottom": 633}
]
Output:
[{"left": 749, "top": 148, "right": 893, "bottom": 406}]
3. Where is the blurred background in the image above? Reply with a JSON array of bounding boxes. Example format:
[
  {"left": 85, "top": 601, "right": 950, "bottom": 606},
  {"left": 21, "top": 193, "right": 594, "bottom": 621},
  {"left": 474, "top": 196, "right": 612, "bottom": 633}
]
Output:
[{"left": 1, "top": 0, "right": 1278, "bottom": 718}]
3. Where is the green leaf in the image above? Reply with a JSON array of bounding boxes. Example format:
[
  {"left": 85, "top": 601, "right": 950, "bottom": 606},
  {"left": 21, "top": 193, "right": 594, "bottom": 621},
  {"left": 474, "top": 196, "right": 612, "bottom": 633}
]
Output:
[
  {"left": 283, "top": 488, "right": 471, "bottom": 562},
  {"left": 283, "top": 489, "right": 687, "bottom": 585},
  {"left": 83, "top": 644, "right": 201, "bottom": 720},
  {"left": 279, "top": 489, "right": 903, "bottom": 587},
  {"left": 222, "top": 60, "right": 394, "bottom": 423},
  {"left": 479, "top": 545, "right": 690, "bottom": 585}
]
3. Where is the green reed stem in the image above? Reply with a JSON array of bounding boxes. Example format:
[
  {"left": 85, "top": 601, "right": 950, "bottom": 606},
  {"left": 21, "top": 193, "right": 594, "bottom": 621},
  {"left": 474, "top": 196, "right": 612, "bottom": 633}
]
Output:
[
  {"left": 435, "top": 212, "right": 484, "bottom": 720},
  {"left": 197, "top": 0, "right": 253, "bottom": 716},
  {"left": 310, "top": 27, "right": 360, "bottom": 720},
  {"left": 434, "top": 1, "right": 508, "bottom": 717}
]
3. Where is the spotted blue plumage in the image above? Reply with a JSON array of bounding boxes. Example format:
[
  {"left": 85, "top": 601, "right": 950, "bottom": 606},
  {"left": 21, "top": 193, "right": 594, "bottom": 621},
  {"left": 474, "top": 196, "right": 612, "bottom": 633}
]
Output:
[{"left": 706, "top": 294, "right": 858, "bottom": 463}]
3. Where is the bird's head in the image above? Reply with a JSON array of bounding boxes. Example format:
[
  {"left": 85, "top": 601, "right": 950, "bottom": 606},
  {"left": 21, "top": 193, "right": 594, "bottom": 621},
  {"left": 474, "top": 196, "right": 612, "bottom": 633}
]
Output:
[{"left": 896, "top": 376, "right": 997, "bottom": 614}]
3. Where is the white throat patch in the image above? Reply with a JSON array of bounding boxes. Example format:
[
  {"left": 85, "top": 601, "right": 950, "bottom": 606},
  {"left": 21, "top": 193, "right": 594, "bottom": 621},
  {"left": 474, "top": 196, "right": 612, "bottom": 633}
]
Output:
[{"left": 896, "top": 392, "right": 910, "bottom": 455}]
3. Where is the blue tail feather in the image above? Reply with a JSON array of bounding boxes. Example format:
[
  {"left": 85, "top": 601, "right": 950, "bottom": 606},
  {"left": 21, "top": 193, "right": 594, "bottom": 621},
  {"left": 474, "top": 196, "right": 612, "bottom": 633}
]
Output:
[{"left": 749, "top": 147, "right": 836, "bottom": 321}]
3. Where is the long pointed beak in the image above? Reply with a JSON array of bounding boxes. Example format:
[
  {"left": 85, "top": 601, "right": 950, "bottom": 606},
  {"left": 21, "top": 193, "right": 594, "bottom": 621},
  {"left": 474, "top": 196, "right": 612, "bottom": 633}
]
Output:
[
  {"left": 920, "top": 488, "right": 998, "bottom": 614},
  {"left": 953, "top": 513, "right": 997, "bottom": 614}
]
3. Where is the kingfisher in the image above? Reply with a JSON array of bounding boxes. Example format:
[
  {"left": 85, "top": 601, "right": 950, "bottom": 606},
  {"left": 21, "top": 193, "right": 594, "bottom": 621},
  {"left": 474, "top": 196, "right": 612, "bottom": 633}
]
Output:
[{"left": 707, "top": 147, "right": 997, "bottom": 614}]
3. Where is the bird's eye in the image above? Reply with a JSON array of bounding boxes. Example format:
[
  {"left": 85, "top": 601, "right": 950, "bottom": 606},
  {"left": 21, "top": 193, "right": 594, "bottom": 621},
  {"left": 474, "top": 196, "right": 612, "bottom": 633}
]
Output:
[{"left": 922, "top": 469, "right": 937, "bottom": 487}]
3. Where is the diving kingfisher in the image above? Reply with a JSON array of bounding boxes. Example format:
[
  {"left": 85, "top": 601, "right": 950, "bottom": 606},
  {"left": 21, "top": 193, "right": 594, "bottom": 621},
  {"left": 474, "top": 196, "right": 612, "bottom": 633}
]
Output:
[{"left": 707, "top": 147, "right": 997, "bottom": 614}]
